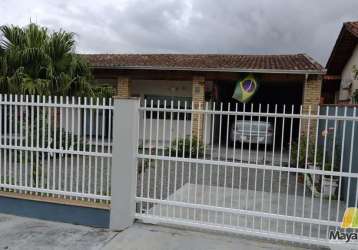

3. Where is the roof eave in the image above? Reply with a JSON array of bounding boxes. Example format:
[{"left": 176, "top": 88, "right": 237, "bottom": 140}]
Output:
[
  {"left": 326, "top": 24, "right": 346, "bottom": 70},
  {"left": 90, "top": 65, "right": 326, "bottom": 75},
  {"left": 326, "top": 22, "right": 358, "bottom": 72}
]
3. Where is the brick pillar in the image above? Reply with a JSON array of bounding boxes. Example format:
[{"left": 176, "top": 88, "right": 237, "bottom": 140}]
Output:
[
  {"left": 301, "top": 75, "right": 322, "bottom": 136},
  {"left": 116, "top": 77, "right": 131, "bottom": 97},
  {"left": 192, "top": 76, "right": 205, "bottom": 140}
]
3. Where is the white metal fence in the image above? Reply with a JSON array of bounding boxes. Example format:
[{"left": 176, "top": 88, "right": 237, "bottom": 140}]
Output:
[
  {"left": 0, "top": 94, "right": 112, "bottom": 202},
  {"left": 2, "top": 95, "right": 358, "bottom": 246},
  {"left": 135, "top": 100, "right": 358, "bottom": 245}
]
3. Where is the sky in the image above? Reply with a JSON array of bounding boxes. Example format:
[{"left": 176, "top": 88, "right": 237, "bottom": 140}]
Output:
[{"left": 0, "top": 0, "right": 357, "bottom": 65}]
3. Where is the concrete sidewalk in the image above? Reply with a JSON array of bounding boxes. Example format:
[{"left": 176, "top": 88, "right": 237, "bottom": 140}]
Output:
[
  {"left": 0, "top": 213, "right": 326, "bottom": 250},
  {"left": 0, "top": 213, "right": 116, "bottom": 250},
  {"left": 103, "top": 223, "right": 323, "bottom": 250}
]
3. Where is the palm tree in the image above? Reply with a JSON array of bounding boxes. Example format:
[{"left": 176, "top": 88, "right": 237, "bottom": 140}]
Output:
[{"left": 0, "top": 23, "right": 93, "bottom": 96}]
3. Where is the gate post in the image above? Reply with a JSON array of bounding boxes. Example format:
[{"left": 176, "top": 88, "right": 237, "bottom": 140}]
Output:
[{"left": 110, "top": 97, "right": 140, "bottom": 230}]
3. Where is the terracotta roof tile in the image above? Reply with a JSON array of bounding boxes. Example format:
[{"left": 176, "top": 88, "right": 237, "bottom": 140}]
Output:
[
  {"left": 326, "top": 21, "right": 358, "bottom": 75},
  {"left": 345, "top": 21, "right": 358, "bottom": 38},
  {"left": 81, "top": 53, "right": 324, "bottom": 73}
]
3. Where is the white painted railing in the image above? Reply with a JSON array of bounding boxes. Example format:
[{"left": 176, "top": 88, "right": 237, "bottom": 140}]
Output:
[
  {"left": 2, "top": 95, "right": 358, "bottom": 246},
  {"left": 136, "top": 100, "right": 358, "bottom": 246},
  {"left": 0, "top": 94, "right": 112, "bottom": 202}
]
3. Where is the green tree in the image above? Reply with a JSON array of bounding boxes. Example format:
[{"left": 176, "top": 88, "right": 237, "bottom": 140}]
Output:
[{"left": 0, "top": 23, "right": 93, "bottom": 96}]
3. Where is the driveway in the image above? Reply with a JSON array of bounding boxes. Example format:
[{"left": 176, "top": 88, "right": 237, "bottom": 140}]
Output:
[
  {"left": 137, "top": 160, "right": 308, "bottom": 208},
  {"left": 137, "top": 159, "right": 344, "bottom": 241}
]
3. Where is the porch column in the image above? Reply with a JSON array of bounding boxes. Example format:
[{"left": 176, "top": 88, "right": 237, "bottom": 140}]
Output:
[
  {"left": 302, "top": 75, "right": 322, "bottom": 136},
  {"left": 192, "top": 76, "right": 205, "bottom": 140},
  {"left": 116, "top": 76, "right": 131, "bottom": 97}
]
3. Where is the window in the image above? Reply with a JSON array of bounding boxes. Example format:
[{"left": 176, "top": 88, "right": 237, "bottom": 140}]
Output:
[{"left": 144, "top": 95, "right": 192, "bottom": 120}]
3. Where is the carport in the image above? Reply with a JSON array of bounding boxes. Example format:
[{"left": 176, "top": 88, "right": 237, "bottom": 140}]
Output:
[
  {"left": 213, "top": 73, "right": 308, "bottom": 147},
  {"left": 84, "top": 53, "right": 325, "bottom": 149}
]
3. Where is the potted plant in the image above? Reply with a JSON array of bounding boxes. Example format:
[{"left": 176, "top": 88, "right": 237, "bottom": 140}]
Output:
[
  {"left": 320, "top": 162, "right": 340, "bottom": 197},
  {"left": 291, "top": 133, "right": 341, "bottom": 198},
  {"left": 315, "top": 129, "right": 341, "bottom": 198},
  {"left": 290, "top": 136, "right": 316, "bottom": 183},
  {"left": 290, "top": 135, "right": 319, "bottom": 168}
]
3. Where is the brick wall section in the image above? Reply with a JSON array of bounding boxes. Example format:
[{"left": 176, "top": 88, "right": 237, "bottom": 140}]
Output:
[
  {"left": 116, "top": 77, "right": 131, "bottom": 97},
  {"left": 192, "top": 76, "right": 205, "bottom": 140},
  {"left": 301, "top": 75, "right": 322, "bottom": 136}
]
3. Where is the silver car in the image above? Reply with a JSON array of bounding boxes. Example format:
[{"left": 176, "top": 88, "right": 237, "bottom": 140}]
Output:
[{"left": 230, "top": 120, "right": 273, "bottom": 145}]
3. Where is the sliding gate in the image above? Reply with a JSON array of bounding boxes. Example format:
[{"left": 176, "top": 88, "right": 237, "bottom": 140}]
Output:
[{"left": 136, "top": 101, "right": 358, "bottom": 246}]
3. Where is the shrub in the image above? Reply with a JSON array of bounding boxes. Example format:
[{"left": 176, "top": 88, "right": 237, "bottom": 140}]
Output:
[
  {"left": 290, "top": 136, "right": 316, "bottom": 167},
  {"left": 352, "top": 89, "right": 358, "bottom": 104},
  {"left": 30, "top": 126, "right": 82, "bottom": 152},
  {"left": 290, "top": 134, "right": 340, "bottom": 170},
  {"left": 169, "top": 136, "right": 204, "bottom": 158}
]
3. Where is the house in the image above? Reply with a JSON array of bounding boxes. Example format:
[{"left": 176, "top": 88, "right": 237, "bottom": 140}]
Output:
[
  {"left": 323, "top": 21, "right": 358, "bottom": 104},
  {"left": 320, "top": 21, "right": 358, "bottom": 207},
  {"left": 82, "top": 53, "right": 325, "bottom": 142}
]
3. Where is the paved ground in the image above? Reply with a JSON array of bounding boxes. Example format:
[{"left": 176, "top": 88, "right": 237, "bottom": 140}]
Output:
[
  {"left": 137, "top": 160, "right": 308, "bottom": 207},
  {"left": 103, "top": 223, "right": 323, "bottom": 250},
  {"left": 210, "top": 146, "right": 290, "bottom": 165},
  {"left": 144, "top": 143, "right": 290, "bottom": 165},
  {"left": 0, "top": 213, "right": 327, "bottom": 250},
  {"left": 137, "top": 159, "right": 345, "bottom": 242},
  {"left": 0, "top": 213, "right": 116, "bottom": 250},
  {"left": 149, "top": 183, "right": 344, "bottom": 239}
]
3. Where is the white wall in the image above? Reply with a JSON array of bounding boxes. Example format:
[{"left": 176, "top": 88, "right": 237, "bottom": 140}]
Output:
[
  {"left": 132, "top": 80, "right": 211, "bottom": 145},
  {"left": 131, "top": 79, "right": 192, "bottom": 100},
  {"left": 61, "top": 79, "right": 213, "bottom": 144},
  {"left": 338, "top": 45, "right": 358, "bottom": 103},
  {"left": 139, "top": 113, "right": 213, "bottom": 147},
  {"left": 60, "top": 108, "right": 109, "bottom": 138}
]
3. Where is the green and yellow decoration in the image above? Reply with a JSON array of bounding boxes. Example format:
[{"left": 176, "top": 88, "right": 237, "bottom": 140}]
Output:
[{"left": 232, "top": 74, "right": 259, "bottom": 103}]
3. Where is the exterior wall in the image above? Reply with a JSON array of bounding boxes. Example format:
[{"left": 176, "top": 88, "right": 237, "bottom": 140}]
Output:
[
  {"left": 319, "top": 106, "right": 358, "bottom": 206},
  {"left": 135, "top": 80, "right": 193, "bottom": 146},
  {"left": 131, "top": 80, "right": 192, "bottom": 100},
  {"left": 139, "top": 106, "right": 213, "bottom": 147},
  {"left": 94, "top": 78, "right": 117, "bottom": 86},
  {"left": 63, "top": 78, "right": 212, "bottom": 144},
  {"left": 338, "top": 45, "right": 358, "bottom": 103},
  {"left": 132, "top": 79, "right": 211, "bottom": 145}
]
